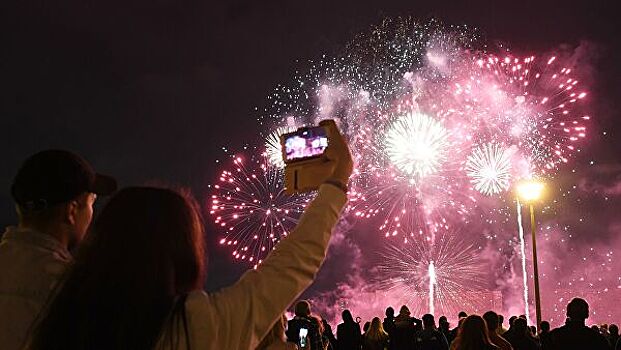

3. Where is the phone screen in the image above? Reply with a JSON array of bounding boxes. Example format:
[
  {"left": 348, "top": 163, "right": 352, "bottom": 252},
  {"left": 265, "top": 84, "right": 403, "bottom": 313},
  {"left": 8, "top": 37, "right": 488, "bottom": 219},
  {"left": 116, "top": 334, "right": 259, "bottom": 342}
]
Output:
[
  {"left": 282, "top": 126, "right": 328, "bottom": 163},
  {"left": 299, "top": 327, "right": 308, "bottom": 348}
]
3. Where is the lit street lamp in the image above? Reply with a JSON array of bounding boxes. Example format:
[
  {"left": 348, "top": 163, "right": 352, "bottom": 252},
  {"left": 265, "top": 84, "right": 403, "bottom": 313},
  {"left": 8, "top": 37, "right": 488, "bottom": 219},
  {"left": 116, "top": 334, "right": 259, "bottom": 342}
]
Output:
[{"left": 516, "top": 179, "right": 545, "bottom": 330}]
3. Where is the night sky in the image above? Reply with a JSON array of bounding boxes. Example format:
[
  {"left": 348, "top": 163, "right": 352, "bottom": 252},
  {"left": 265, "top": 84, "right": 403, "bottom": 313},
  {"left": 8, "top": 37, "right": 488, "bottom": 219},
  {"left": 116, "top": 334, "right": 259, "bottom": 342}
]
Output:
[{"left": 2, "top": 0, "right": 621, "bottom": 321}]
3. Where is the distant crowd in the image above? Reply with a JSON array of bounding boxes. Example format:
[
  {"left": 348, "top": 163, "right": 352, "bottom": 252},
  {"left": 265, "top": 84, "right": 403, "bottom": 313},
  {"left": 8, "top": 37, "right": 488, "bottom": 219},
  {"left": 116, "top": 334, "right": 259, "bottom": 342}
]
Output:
[{"left": 260, "top": 297, "right": 618, "bottom": 350}]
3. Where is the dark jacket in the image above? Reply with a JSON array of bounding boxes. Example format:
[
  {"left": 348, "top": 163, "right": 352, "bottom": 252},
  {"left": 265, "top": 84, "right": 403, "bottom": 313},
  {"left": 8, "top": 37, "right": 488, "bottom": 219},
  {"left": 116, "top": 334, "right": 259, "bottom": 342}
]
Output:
[
  {"left": 383, "top": 317, "right": 396, "bottom": 341},
  {"left": 337, "top": 321, "right": 362, "bottom": 350},
  {"left": 549, "top": 320, "right": 608, "bottom": 350},
  {"left": 287, "top": 316, "right": 324, "bottom": 350},
  {"left": 415, "top": 328, "right": 449, "bottom": 350},
  {"left": 503, "top": 331, "right": 539, "bottom": 350},
  {"left": 391, "top": 314, "right": 420, "bottom": 350}
]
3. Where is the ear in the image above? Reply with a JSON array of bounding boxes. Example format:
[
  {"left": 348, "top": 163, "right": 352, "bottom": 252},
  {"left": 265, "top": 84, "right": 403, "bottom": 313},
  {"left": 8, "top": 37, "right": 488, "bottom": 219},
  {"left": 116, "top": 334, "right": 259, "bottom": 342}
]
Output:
[{"left": 65, "top": 200, "right": 79, "bottom": 225}]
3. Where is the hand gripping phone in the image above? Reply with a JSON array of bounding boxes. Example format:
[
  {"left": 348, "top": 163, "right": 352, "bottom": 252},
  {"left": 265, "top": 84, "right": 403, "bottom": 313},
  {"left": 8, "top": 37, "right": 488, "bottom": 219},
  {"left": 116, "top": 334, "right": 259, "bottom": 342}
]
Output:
[{"left": 281, "top": 123, "right": 335, "bottom": 194}]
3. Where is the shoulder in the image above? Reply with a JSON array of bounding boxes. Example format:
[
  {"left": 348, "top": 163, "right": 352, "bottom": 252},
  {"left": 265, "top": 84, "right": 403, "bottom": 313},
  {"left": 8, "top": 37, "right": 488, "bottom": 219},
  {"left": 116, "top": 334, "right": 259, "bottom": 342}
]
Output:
[{"left": 184, "top": 290, "right": 209, "bottom": 311}]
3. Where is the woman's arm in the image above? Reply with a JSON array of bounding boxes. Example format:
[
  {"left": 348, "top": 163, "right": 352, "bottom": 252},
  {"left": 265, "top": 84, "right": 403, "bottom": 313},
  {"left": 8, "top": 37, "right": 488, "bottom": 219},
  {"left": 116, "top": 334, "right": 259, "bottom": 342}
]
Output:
[{"left": 187, "top": 184, "right": 347, "bottom": 349}]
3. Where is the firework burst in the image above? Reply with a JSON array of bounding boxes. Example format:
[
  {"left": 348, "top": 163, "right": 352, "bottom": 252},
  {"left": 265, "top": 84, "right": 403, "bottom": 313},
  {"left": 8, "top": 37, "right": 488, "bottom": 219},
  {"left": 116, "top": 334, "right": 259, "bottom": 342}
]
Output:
[
  {"left": 209, "top": 154, "right": 311, "bottom": 268},
  {"left": 446, "top": 54, "right": 589, "bottom": 174},
  {"left": 385, "top": 112, "right": 450, "bottom": 179},
  {"left": 466, "top": 143, "right": 513, "bottom": 195},
  {"left": 377, "top": 230, "right": 490, "bottom": 317}
]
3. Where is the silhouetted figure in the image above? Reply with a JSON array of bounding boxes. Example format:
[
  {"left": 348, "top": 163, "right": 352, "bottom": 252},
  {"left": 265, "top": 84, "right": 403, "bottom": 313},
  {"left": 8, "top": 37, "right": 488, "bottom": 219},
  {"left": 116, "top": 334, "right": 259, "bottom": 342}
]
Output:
[
  {"left": 450, "top": 311, "right": 469, "bottom": 342},
  {"left": 337, "top": 309, "right": 362, "bottom": 350},
  {"left": 450, "top": 315, "right": 499, "bottom": 350},
  {"left": 415, "top": 314, "right": 449, "bottom": 350},
  {"left": 451, "top": 311, "right": 468, "bottom": 339},
  {"left": 288, "top": 301, "right": 325, "bottom": 350},
  {"left": 549, "top": 298, "right": 609, "bottom": 350},
  {"left": 392, "top": 305, "right": 420, "bottom": 350},
  {"left": 323, "top": 319, "right": 338, "bottom": 350},
  {"left": 498, "top": 315, "right": 508, "bottom": 335},
  {"left": 538, "top": 321, "right": 552, "bottom": 350},
  {"left": 364, "top": 322, "right": 371, "bottom": 335},
  {"left": 439, "top": 316, "right": 454, "bottom": 344},
  {"left": 482, "top": 311, "right": 513, "bottom": 350},
  {"left": 608, "top": 324, "right": 619, "bottom": 350},
  {"left": 503, "top": 318, "right": 538, "bottom": 350},
  {"left": 503, "top": 316, "right": 518, "bottom": 340},
  {"left": 383, "top": 307, "right": 396, "bottom": 347},
  {"left": 257, "top": 315, "right": 299, "bottom": 350},
  {"left": 0, "top": 150, "right": 116, "bottom": 350},
  {"left": 362, "top": 317, "right": 390, "bottom": 350}
]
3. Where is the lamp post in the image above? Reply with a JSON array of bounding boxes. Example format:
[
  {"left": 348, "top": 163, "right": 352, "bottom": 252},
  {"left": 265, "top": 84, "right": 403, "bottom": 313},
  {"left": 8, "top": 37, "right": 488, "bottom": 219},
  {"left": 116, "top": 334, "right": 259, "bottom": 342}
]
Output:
[{"left": 516, "top": 180, "right": 545, "bottom": 330}]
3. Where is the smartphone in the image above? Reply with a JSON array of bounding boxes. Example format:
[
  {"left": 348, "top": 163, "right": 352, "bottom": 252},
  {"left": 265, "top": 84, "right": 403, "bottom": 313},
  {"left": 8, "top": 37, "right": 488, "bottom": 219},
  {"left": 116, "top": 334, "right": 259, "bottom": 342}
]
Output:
[
  {"left": 281, "top": 126, "right": 329, "bottom": 164},
  {"left": 299, "top": 327, "right": 308, "bottom": 348}
]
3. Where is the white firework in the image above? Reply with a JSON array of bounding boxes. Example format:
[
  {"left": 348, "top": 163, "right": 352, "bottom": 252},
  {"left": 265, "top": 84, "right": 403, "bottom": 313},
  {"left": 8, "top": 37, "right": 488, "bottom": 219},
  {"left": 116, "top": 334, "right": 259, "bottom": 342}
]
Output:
[
  {"left": 265, "top": 126, "right": 297, "bottom": 168},
  {"left": 465, "top": 143, "right": 512, "bottom": 195},
  {"left": 384, "top": 112, "right": 449, "bottom": 179}
]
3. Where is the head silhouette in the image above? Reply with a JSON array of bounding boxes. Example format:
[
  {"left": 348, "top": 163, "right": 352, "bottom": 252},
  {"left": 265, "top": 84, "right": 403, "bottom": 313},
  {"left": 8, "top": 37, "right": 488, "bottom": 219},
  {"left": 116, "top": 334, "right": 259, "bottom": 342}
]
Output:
[
  {"left": 422, "top": 314, "right": 435, "bottom": 329},
  {"left": 482, "top": 311, "right": 499, "bottom": 331},
  {"left": 454, "top": 315, "right": 493, "bottom": 350},
  {"left": 386, "top": 306, "right": 395, "bottom": 318},
  {"left": 509, "top": 316, "right": 517, "bottom": 327},
  {"left": 567, "top": 298, "right": 589, "bottom": 321},
  {"left": 513, "top": 317, "right": 528, "bottom": 335},
  {"left": 295, "top": 300, "right": 312, "bottom": 317},
  {"left": 400, "top": 305, "right": 411, "bottom": 316},
  {"left": 342, "top": 309, "right": 354, "bottom": 323}
]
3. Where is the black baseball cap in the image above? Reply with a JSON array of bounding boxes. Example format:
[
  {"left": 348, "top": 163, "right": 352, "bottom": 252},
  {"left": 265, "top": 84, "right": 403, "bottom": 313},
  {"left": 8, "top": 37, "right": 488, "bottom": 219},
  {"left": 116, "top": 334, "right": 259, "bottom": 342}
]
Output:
[{"left": 11, "top": 150, "right": 117, "bottom": 210}]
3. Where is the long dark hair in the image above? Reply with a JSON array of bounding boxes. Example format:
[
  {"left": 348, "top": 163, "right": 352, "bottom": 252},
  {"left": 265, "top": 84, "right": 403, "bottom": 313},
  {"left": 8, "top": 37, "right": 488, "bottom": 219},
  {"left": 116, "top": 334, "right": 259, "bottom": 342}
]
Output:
[
  {"left": 29, "top": 187, "right": 206, "bottom": 350},
  {"left": 452, "top": 315, "right": 498, "bottom": 350}
]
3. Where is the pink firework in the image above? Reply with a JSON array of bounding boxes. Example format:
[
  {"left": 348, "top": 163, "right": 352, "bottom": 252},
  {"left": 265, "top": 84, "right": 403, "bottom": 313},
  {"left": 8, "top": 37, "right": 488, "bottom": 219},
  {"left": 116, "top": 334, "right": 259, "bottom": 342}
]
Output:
[
  {"left": 445, "top": 53, "right": 589, "bottom": 174},
  {"left": 209, "top": 154, "right": 311, "bottom": 268}
]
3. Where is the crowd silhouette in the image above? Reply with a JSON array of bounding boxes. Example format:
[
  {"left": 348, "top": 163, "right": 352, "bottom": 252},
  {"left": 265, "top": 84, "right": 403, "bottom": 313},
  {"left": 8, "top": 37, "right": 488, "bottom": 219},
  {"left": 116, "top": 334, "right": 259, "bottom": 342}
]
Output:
[{"left": 266, "top": 298, "right": 618, "bottom": 350}]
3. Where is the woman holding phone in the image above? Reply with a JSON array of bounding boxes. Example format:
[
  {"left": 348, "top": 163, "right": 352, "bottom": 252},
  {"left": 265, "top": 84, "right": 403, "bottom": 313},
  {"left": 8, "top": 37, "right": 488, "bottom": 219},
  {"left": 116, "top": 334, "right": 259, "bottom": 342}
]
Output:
[{"left": 26, "top": 120, "right": 352, "bottom": 350}]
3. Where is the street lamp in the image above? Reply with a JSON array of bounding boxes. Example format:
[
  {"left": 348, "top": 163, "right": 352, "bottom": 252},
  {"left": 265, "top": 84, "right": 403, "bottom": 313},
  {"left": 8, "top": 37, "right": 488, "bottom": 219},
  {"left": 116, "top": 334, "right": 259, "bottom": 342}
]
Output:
[{"left": 516, "top": 179, "right": 545, "bottom": 330}]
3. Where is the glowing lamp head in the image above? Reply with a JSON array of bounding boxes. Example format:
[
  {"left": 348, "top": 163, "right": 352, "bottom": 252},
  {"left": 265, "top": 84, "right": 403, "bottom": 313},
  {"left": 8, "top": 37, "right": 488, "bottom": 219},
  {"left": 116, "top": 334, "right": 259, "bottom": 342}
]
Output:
[{"left": 516, "top": 180, "right": 545, "bottom": 202}]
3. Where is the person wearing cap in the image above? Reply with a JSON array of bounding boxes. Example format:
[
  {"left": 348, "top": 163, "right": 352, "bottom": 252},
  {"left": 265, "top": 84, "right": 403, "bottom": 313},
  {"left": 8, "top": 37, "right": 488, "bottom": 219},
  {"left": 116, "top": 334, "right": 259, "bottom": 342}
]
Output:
[{"left": 0, "top": 150, "right": 116, "bottom": 350}]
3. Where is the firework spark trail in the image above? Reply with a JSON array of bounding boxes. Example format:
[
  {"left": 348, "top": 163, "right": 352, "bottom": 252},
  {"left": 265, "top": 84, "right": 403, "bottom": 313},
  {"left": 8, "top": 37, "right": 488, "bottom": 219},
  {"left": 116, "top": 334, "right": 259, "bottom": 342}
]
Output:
[
  {"left": 516, "top": 199, "right": 532, "bottom": 324},
  {"left": 428, "top": 261, "right": 436, "bottom": 315}
]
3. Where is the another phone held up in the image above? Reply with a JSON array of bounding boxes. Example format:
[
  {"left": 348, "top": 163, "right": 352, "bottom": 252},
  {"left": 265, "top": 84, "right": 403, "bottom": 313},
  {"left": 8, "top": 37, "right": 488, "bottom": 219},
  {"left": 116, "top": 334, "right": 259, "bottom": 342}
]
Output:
[
  {"left": 281, "top": 122, "right": 335, "bottom": 194},
  {"left": 299, "top": 328, "right": 309, "bottom": 348}
]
